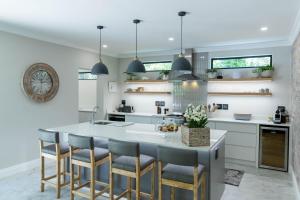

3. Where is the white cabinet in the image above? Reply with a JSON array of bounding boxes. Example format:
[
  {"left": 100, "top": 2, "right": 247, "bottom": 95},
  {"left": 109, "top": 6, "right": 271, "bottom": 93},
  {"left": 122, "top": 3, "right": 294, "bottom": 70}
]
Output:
[{"left": 211, "top": 120, "right": 258, "bottom": 166}]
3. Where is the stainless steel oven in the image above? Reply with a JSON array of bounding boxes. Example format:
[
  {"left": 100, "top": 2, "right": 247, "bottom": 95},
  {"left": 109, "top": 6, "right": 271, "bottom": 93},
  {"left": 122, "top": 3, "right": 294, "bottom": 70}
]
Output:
[{"left": 259, "top": 125, "right": 289, "bottom": 172}]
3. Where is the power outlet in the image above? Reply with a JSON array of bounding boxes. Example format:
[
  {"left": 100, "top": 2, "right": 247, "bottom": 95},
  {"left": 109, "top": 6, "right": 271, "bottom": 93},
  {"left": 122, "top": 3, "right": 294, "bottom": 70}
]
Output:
[
  {"left": 216, "top": 104, "right": 223, "bottom": 109},
  {"left": 223, "top": 104, "right": 229, "bottom": 110}
]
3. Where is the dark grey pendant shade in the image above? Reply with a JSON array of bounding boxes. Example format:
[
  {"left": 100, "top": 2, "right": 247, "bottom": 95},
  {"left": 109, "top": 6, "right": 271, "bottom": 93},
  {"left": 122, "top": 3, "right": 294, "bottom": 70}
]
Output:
[
  {"left": 171, "top": 11, "right": 192, "bottom": 71},
  {"left": 172, "top": 55, "right": 192, "bottom": 71},
  {"left": 126, "top": 19, "right": 146, "bottom": 73},
  {"left": 91, "top": 25, "right": 109, "bottom": 75},
  {"left": 91, "top": 61, "right": 109, "bottom": 75},
  {"left": 127, "top": 59, "right": 145, "bottom": 73}
]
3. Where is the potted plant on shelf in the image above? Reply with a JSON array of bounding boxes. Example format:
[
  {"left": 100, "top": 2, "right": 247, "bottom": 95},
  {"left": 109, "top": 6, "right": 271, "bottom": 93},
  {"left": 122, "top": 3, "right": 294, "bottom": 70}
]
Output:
[
  {"left": 159, "top": 70, "right": 170, "bottom": 80},
  {"left": 260, "top": 65, "right": 274, "bottom": 78},
  {"left": 251, "top": 68, "right": 261, "bottom": 78},
  {"left": 207, "top": 68, "right": 218, "bottom": 79},
  {"left": 181, "top": 104, "right": 210, "bottom": 146}
]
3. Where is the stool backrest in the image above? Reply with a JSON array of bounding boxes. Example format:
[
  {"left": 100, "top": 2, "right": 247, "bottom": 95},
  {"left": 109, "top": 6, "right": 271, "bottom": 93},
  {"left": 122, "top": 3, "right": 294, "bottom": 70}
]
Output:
[
  {"left": 157, "top": 146, "right": 198, "bottom": 166},
  {"left": 38, "top": 129, "right": 59, "bottom": 144},
  {"left": 108, "top": 139, "right": 139, "bottom": 157},
  {"left": 68, "top": 134, "right": 94, "bottom": 150}
]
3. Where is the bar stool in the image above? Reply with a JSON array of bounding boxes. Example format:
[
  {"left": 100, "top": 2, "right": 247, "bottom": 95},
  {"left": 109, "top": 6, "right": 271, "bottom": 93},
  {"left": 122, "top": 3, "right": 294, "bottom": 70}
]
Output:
[
  {"left": 108, "top": 139, "right": 155, "bottom": 200},
  {"left": 38, "top": 129, "right": 70, "bottom": 199},
  {"left": 68, "top": 134, "right": 110, "bottom": 200},
  {"left": 157, "top": 146, "right": 206, "bottom": 200}
]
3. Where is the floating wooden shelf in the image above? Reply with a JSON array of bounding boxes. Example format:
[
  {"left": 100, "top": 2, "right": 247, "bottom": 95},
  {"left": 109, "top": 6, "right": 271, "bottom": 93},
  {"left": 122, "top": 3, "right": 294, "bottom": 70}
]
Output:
[
  {"left": 208, "top": 92, "right": 272, "bottom": 96},
  {"left": 125, "top": 80, "right": 169, "bottom": 83},
  {"left": 208, "top": 77, "right": 272, "bottom": 82},
  {"left": 124, "top": 91, "right": 171, "bottom": 94}
]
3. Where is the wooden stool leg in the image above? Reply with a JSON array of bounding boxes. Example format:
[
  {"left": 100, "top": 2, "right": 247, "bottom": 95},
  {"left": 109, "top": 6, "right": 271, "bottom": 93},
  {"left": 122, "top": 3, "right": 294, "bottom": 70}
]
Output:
[
  {"left": 56, "top": 157, "right": 61, "bottom": 199},
  {"left": 78, "top": 166, "right": 82, "bottom": 185},
  {"left": 40, "top": 155, "right": 45, "bottom": 192},
  {"left": 90, "top": 167, "right": 95, "bottom": 200},
  {"left": 127, "top": 177, "right": 132, "bottom": 200},
  {"left": 151, "top": 163, "right": 155, "bottom": 200},
  {"left": 158, "top": 161, "right": 162, "bottom": 200},
  {"left": 193, "top": 166, "right": 198, "bottom": 200},
  {"left": 136, "top": 175, "right": 140, "bottom": 200},
  {"left": 62, "top": 158, "right": 66, "bottom": 184},
  {"left": 70, "top": 162, "right": 75, "bottom": 200},
  {"left": 170, "top": 187, "right": 175, "bottom": 200},
  {"left": 201, "top": 173, "right": 206, "bottom": 200},
  {"left": 109, "top": 153, "right": 114, "bottom": 200}
]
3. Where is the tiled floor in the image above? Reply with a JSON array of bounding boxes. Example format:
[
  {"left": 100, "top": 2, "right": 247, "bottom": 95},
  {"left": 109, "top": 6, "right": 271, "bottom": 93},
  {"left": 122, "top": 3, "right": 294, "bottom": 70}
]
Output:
[{"left": 0, "top": 163, "right": 296, "bottom": 200}]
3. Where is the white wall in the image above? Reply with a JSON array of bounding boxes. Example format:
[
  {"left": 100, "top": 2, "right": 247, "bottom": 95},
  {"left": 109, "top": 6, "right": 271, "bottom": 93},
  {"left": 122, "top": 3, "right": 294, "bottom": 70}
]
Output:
[
  {"left": 0, "top": 30, "right": 100, "bottom": 169},
  {"left": 207, "top": 46, "right": 292, "bottom": 119},
  {"left": 78, "top": 80, "right": 97, "bottom": 110},
  {"left": 117, "top": 55, "right": 174, "bottom": 113}
]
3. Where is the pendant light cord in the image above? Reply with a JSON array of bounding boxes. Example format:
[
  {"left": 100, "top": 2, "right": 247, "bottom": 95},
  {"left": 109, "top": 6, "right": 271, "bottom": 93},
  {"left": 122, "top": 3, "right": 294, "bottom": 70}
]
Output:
[
  {"left": 99, "top": 29, "right": 102, "bottom": 61},
  {"left": 135, "top": 22, "right": 138, "bottom": 59},
  {"left": 180, "top": 15, "right": 183, "bottom": 55}
]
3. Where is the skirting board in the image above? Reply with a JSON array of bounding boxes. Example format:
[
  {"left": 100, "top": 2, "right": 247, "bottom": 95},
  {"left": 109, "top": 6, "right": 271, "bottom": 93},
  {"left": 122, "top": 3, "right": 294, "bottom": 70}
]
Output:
[
  {"left": 0, "top": 159, "right": 54, "bottom": 180},
  {"left": 292, "top": 167, "right": 300, "bottom": 200}
]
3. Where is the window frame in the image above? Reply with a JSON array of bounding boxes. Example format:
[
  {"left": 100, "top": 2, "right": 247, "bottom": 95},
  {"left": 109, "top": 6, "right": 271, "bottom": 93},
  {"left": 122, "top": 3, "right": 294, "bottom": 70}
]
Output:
[
  {"left": 78, "top": 71, "right": 97, "bottom": 80},
  {"left": 211, "top": 55, "right": 272, "bottom": 69},
  {"left": 143, "top": 60, "right": 172, "bottom": 72}
]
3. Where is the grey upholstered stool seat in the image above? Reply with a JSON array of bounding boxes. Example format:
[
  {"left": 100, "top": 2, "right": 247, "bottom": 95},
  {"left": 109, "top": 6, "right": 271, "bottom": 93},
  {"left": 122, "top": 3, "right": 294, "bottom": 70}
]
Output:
[
  {"left": 162, "top": 163, "right": 205, "bottom": 184},
  {"left": 72, "top": 148, "right": 109, "bottom": 163},
  {"left": 157, "top": 145, "right": 206, "bottom": 200},
  {"left": 68, "top": 134, "right": 110, "bottom": 200},
  {"left": 42, "top": 143, "right": 69, "bottom": 155},
  {"left": 108, "top": 139, "right": 155, "bottom": 200},
  {"left": 38, "top": 129, "right": 70, "bottom": 199},
  {"left": 112, "top": 155, "right": 155, "bottom": 172}
]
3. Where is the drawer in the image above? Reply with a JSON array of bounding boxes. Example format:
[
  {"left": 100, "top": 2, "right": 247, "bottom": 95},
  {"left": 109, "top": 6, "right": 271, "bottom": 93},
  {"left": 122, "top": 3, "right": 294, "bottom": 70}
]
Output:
[
  {"left": 216, "top": 122, "right": 257, "bottom": 133},
  {"left": 125, "top": 115, "right": 152, "bottom": 124},
  {"left": 225, "top": 132, "right": 257, "bottom": 147},
  {"left": 225, "top": 145, "right": 256, "bottom": 161}
]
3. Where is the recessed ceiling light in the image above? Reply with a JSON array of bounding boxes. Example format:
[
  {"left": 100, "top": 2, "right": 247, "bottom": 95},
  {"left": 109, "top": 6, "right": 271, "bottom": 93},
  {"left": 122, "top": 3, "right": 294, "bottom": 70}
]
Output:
[
  {"left": 102, "top": 44, "right": 108, "bottom": 48},
  {"left": 260, "top": 27, "right": 268, "bottom": 32},
  {"left": 168, "top": 37, "right": 174, "bottom": 41}
]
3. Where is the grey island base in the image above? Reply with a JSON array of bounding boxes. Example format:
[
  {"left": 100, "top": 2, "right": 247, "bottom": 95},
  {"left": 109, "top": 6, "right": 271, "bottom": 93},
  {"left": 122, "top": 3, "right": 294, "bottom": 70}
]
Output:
[{"left": 50, "top": 122, "right": 226, "bottom": 200}]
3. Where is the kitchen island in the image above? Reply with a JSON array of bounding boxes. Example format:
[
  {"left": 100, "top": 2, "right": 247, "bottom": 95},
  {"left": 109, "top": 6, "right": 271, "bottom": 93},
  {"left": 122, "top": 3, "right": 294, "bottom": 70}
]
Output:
[{"left": 50, "top": 121, "right": 227, "bottom": 200}]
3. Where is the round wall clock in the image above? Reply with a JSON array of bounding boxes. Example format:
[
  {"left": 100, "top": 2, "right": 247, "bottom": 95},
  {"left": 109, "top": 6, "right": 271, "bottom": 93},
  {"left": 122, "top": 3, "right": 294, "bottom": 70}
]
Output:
[{"left": 23, "top": 63, "right": 59, "bottom": 103}]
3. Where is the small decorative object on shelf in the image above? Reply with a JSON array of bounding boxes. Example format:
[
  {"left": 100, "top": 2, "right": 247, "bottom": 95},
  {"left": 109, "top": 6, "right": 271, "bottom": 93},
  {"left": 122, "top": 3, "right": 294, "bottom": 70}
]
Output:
[
  {"left": 251, "top": 68, "right": 261, "bottom": 78},
  {"left": 159, "top": 70, "right": 170, "bottom": 80},
  {"left": 253, "top": 65, "right": 274, "bottom": 78},
  {"left": 181, "top": 104, "right": 210, "bottom": 146},
  {"left": 207, "top": 69, "right": 218, "bottom": 79}
]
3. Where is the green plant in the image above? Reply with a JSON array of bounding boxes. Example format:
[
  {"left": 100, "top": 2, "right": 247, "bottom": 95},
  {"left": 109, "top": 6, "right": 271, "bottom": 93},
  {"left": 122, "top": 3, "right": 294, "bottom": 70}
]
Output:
[
  {"left": 253, "top": 65, "right": 274, "bottom": 73},
  {"left": 183, "top": 104, "right": 208, "bottom": 128},
  {"left": 160, "top": 70, "right": 170, "bottom": 75},
  {"left": 206, "top": 68, "right": 218, "bottom": 73}
]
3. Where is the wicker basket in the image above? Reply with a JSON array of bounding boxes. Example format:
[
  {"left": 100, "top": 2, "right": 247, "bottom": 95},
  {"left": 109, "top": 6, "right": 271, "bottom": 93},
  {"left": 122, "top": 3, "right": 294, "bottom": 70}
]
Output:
[{"left": 181, "top": 125, "right": 210, "bottom": 146}]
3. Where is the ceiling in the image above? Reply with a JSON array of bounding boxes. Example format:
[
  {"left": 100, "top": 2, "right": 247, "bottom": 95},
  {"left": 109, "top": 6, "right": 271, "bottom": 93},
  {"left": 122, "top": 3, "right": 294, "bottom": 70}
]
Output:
[{"left": 0, "top": 0, "right": 299, "bottom": 57}]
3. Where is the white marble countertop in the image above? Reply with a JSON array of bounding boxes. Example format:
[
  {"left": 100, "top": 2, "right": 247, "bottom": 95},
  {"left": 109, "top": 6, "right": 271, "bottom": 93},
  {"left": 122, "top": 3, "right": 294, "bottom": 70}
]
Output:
[
  {"left": 107, "top": 111, "right": 167, "bottom": 117},
  {"left": 208, "top": 117, "right": 290, "bottom": 127},
  {"left": 49, "top": 122, "right": 227, "bottom": 150},
  {"left": 108, "top": 111, "right": 290, "bottom": 127}
]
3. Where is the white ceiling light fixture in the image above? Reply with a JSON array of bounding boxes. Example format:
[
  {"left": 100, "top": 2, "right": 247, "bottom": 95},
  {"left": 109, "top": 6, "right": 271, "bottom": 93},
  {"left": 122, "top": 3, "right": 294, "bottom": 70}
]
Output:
[
  {"left": 260, "top": 26, "right": 268, "bottom": 32},
  {"left": 168, "top": 37, "right": 174, "bottom": 41},
  {"left": 102, "top": 44, "right": 108, "bottom": 48}
]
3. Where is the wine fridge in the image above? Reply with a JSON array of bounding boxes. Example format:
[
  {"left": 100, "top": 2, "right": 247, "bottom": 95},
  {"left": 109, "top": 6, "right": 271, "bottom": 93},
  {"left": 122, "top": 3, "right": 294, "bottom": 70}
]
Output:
[{"left": 259, "top": 125, "right": 289, "bottom": 172}]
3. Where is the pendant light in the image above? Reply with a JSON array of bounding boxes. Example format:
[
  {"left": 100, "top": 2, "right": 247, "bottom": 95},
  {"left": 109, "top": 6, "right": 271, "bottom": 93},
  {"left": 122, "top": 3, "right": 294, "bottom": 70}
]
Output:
[
  {"left": 171, "top": 11, "right": 192, "bottom": 71},
  {"left": 91, "top": 25, "right": 109, "bottom": 75},
  {"left": 126, "top": 19, "right": 146, "bottom": 73}
]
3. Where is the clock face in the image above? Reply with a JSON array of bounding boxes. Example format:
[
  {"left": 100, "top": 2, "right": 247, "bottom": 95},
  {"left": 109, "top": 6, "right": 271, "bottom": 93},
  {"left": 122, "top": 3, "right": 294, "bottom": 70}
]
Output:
[
  {"left": 23, "top": 63, "right": 59, "bottom": 103},
  {"left": 31, "top": 70, "right": 53, "bottom": 95}
]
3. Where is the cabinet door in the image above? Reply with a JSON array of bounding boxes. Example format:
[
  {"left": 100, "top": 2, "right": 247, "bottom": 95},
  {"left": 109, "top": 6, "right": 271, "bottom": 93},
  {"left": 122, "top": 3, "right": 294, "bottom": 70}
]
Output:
[{"left": 207, "top": 122, "right": 216, "bottom": 129}]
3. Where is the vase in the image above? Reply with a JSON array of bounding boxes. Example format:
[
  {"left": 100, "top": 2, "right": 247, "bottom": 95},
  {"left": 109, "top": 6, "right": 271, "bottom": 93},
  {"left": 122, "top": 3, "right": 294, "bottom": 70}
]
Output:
[
  {"left": 261, "top": 70, "right": 273, "bottom": 78},
  {"left": 207, "top": 72, "right": 217, "bottom": 79},
  {"left": 162, "top": 74, "right": 169, "bottom": 80},
  {"left": 181, "top": 125, "right": 210, "bottom": 146}
]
